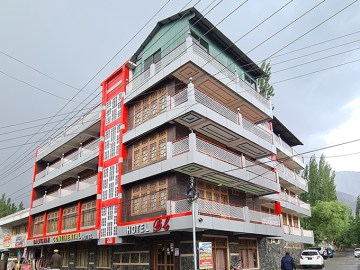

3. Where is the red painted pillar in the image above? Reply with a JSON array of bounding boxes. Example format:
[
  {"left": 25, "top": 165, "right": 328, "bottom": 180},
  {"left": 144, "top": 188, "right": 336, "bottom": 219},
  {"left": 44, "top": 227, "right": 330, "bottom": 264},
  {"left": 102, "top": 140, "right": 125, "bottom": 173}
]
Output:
[
  {"left": 28, "top": 150, "right": 38, "bottom": 238},
  {"left": 77, "top": 201, "right": 82, "bottom": 231},
  {"left": 275, "top": 201, "right": 281, "bottom": 215},
  {"left": 43, "top": 212, "right": 48, "bottom": 236},
  {"left": 58, "top": 207, "right": 63, "bottom": 234}
]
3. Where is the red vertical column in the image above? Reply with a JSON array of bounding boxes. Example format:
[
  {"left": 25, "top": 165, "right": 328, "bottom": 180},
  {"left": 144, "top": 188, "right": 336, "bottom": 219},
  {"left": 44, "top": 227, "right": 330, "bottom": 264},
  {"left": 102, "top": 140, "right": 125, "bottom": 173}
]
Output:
[
  {"left": 58, "top": 207, "right": 63, "bottom": 234},
  {"left": 43, "top": 212, "right": 47, "bottom": 236},
  {"left": 275, "top": 201, "right": 281, "bottom": 215},
  {"left": 28, "top": 149, "right": 38, "bottom": 238},
  {"left": 77, "top": 201, "right": 82, "bottom": 231}
]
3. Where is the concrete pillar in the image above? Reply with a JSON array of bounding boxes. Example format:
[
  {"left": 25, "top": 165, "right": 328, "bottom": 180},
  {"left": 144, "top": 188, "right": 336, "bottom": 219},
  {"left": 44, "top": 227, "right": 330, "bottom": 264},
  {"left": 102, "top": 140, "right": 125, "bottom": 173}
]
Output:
[
  {"left": 58, "top": 207, "right": 63, "bottom": 234},
  {"left": 77, "top": 201, "right": 82, "bottom": 231},
  {"left": 188, "top": 132, "right": 196, "bottom": 153},
  {"left": 187, "top": 77, "right": 195, "bottom": 102},
  {"left": 166, "top": 142, "right": 172, "bottom": 159},
  {"left": 43, "top": 212, "right": 47, "bottom": 236}
]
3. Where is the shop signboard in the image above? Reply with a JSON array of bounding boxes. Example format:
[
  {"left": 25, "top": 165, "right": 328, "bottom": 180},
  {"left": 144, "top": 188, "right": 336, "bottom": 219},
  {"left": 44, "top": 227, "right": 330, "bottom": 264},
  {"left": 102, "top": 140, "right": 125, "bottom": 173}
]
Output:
[
  {"left": 2, "top": 236, "right": 11, "bottom": 248},
  {"left": 27, "top": 230, "right": 98, "bottom": 246},
  {"left": 15, "top": 235, "right": 27, "bottom": 248},
  {"left": 21, "top": 264, "right": 31, "bottom": 270},
  {"left": 198, "top": 242, "right": 213, "bottom": 269},
  {"left": 121, "top": 216, "right": 171, "bottom": 236}
]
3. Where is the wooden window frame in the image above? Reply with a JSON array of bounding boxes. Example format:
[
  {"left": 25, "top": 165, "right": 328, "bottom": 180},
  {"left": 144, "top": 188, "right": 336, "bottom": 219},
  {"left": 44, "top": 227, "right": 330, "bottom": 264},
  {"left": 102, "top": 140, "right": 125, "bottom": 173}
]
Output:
[
  {"left": 131, "top": 178, "right": 167, "bottom": 216},
  {"left": 62, "top": 206, "right": 78, "bottom": 231},
  {"left": 134, "top": 87, "right": 168, "bottom": 127},
  {"left": 97, "top": 246, "right": 112, "bottom": 268},
  {"left": 59, "top": 245, "right": 69, "bottom": 267},
  {"left": 132, "top": 129, "right": 167, "bottom": 170},
  {"left": 81, "top": 201, "right": 96, "bottom": 227},
  {"left": 246, "top": 194, "right": 255, "bottom": 209},
  {"left": 238, "top": 238, "right": 259, "bottom": 269},
  {"left": 76, "top": 244, "right": 88, "bottom": 268},
  {"left": 33, "top": 215, "right": 44, "bottom": 236},
  {"left": 47, "top": 210, "right": 59, "bottom": 233},
  {"left": 196, "top": 179, "right": 229, "bottom": 204}
]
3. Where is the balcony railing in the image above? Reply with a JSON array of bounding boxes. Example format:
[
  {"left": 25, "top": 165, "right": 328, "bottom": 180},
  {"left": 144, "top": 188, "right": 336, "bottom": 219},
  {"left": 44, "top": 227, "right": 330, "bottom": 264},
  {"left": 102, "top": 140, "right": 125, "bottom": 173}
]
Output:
[
  {"left": 170, "top": 198, "right": 279, "bottom": 226},
  {"left": 170, "top": 87, "right": 273, "bottom": 144},
  {"left": 283, "top": 226, "right": 314, "bottom": 238},
  {"left": 276, "top": 162, "right": 307, "bottom": 187},
  {"left": 171, "top": 134, "right": 276, "bottom": 182},
  {"left": 37, "top": 104, "right": 101, "bottom": 155},
  {"left": 32, "top": 174, "right": 97, "bottom": 208},
  {"left": 279, "top": 192, "right": 310, "bottom": 211},
  {"left": 35, "top": 138, "right": 100, "bottom": 182},
  {"left": 248, "top": 208, "right": 281, "bottom": 226},
  {"left": 274, "top": 135, "right": 305, "bottom": 164}
]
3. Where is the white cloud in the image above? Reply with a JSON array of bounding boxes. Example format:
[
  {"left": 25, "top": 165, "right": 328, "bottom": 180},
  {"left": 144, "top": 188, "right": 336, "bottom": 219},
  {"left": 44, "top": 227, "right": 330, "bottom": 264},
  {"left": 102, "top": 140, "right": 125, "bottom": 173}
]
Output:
[{"left": 323, "top": 97, "right": 360, "bottom": 172}]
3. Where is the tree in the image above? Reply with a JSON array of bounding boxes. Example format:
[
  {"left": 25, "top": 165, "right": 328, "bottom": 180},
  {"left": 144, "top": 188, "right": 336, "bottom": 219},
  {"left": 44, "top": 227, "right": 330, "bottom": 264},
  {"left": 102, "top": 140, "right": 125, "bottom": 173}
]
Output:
[
  {"left": 356, "top": 195, "right": 360, "bottom": 217},
  {"left": 0, "top": 193, "right": 25, "bottom": 218},
  {"left": 258, "top": 61, "right": 275, "bottom": 109},
  {"left": 308, "top": 200, "right": 352, "bottom": 245}
]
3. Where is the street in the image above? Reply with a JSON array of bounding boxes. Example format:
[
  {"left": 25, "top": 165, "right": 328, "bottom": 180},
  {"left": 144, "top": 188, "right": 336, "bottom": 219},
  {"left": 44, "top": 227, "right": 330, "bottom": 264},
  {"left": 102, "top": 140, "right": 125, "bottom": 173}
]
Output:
[{"left": 299, "top": 249, "right": 360, "bottom": 270}]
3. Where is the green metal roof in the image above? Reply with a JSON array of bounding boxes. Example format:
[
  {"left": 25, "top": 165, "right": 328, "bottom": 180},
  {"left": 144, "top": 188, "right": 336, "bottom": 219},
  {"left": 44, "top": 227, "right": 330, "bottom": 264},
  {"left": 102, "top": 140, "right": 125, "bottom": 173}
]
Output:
[{"left": 130, "top": 7, "right": 267, "bottom": 79}]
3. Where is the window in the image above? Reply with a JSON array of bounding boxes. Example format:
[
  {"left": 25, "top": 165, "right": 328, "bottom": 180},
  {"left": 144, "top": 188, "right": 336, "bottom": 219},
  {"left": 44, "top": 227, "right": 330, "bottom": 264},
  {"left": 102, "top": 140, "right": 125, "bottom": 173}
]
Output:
[
  {"left": 144, "top": 49, "right": 161, "bottom": 70},
  {"left": 133, "top": 87, "right": 167, "bottom": 127},
  {"left": 47, "top": 211, "right": 59, "bottom": 233},
  {"left": 62, "top": 206, "right": 78, "bottom": 231},
  {"left": 196, "top": 179, "right": 228, "bottom": 203},
  {"left": 59, "top": 245, "right": 69, "bottom": 267},
  {"left": 104, "top": 124, "right": 120, "bottom": 161},
  {"left": 32, "top": 215, "right": 44, "bottom": 236},
  {"left": 244, "top": 74, "right": 257, "bottom": 90},
  {"left": 283, "top": 213, "right": 288, "bottom": 226},
  {"left": 246, "top": 194, "right": 254, "bottom": 209},
  {"left": 12, "top": 223, "right": 27, "bottom": 235},
  {"left": 81, "top": 201, "right": 96, "bottom": 227},
  {"left": 105, "top": 93, "right": 122, "bottom": 126},
  {"left": 190, "top": 31, "right": 209, "bottom": 52},
  {"left": 76, "top": 244, "right": 88, "bottom": 267},
  {"left": 293, "top": 216, "right": 299, "bottom": 228},
  {"left": 102, "top": 164, "right": 119, "bottom": 201},
  {"left": 131, "top": 178, "right": 167, "bottom": 215},
  {"left": 100, "top": 205, "right": 117, "bottom": 238},
  {"left": 239, "top": 239, "right": 258, "bottom": 269},
  {"left": 133, "top": 129, "right": 167, "bottom": 169},
  {"left": 97, "top": 247, "right": 112, "bottom": 268}
]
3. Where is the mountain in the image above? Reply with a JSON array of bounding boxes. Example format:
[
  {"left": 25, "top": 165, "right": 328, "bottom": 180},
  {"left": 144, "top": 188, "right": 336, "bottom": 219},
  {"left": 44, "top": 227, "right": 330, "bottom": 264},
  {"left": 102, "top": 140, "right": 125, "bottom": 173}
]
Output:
[
  {"left": 336, "top": 191, "right": 357, "bottom": 216},
  {"left": 334, "top": 171, "right": 360, "bottom": 197}
]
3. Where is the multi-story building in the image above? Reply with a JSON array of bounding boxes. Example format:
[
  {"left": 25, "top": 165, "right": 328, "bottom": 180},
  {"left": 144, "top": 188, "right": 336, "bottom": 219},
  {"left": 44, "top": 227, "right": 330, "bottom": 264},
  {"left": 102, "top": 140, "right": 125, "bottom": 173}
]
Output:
[{"left": 24, "top": 7, "right": 314, "bottom": 270}]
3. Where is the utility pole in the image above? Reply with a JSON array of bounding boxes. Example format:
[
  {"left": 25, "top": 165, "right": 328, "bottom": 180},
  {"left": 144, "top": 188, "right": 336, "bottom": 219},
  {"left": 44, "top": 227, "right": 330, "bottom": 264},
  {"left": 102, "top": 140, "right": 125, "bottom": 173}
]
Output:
[{"left": 186, "top": 176, "right": 199, "bottom": 270}]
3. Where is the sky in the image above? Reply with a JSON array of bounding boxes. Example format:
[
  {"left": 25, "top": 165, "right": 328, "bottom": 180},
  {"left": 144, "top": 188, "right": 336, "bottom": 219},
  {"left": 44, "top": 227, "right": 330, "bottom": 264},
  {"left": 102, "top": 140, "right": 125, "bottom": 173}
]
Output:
[{"left": 0, "top": 0, "right": 359, "bottom": 207}]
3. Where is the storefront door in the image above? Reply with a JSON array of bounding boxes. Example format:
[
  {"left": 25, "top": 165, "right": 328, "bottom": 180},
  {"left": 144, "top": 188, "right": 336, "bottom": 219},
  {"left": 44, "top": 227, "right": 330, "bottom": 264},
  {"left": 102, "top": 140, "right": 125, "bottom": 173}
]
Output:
[
  {"left": 202, "top": 237, "right": 228, "bottom": 270},
  {"left": 154, "top": 241, "right": 175, "bottom": 270}
]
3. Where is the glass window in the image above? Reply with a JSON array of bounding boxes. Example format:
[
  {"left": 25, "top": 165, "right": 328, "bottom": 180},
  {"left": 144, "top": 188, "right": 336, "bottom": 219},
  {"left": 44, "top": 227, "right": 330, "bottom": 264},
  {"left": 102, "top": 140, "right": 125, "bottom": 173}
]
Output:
[
  {"left": 76, "top": 244, "right": 88, "bottom": 267},
  {"left": 131, "top": 178, "right": 167, "bottom": 216},
  {"left": 62, "top": 206, "right": 78, "bottom": 231},
  {"left": 144, "top": 49, "right": 161, "bottom": 70},
  {"left": 32, "top": 215, "right": 44, "bottom": 236},
  {"left": 196, "top": 179, "right": 228, "bottom": 203},
  {"left": 239, "top": 239, "right": 258, "bottom": 269},
  {"left": 244, "top": 74, "right": 257, "bottom": 90},
  {"left": 97, "top": 247, "right": 112, "bottom": 268},
  {"left": 47, "top": 211, "right": 59, "bottom": 233},
  {"left": 190, "top": 31, "right": 209, "bottom": 52},
  {"left": 81, "top": 201, "right": 96, "bottom": 227},
  {"left": 59, "top": 245, "right": 69, "bottom": 267}
]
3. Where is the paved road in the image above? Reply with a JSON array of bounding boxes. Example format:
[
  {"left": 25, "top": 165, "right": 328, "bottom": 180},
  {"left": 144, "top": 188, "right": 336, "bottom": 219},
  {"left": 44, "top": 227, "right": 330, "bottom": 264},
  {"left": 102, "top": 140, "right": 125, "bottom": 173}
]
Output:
[{"left": 300, "top": 249, "right": 360, "bottom": 269}]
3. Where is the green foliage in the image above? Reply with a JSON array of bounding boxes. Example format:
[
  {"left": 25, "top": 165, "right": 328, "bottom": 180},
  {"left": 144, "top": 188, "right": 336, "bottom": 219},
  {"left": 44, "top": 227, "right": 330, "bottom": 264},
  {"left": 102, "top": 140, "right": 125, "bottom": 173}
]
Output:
[
  {"left": 356, "top": 195, "right": 360, "bottom": 218},
  {"left": 258, "top": 61, "right": 275, "bottom": 109},
  {"left": 308, "top": 200, "right": 353, "bottom": 245},
  {"left": 0, "top": 193, "right": 24, "bottom": 218}
]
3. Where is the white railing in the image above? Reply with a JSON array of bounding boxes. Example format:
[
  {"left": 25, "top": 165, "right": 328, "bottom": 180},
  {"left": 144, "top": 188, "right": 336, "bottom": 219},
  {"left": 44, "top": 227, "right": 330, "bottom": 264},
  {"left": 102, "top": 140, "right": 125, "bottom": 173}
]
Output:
[
  {"left": 32, "top": 174, "right": 98, "bottom": 208},
  {"left": 302, "top": 229, "right": 313, "bottom": 238},
  {"left": 274, "top": 137, "right": 305, "bottom": 165},
  {"left": 60, "top": 183, "right": 77, "bottom": 197},
  {"left": 35, "top": 139, "right": 99, "bottom": 181},
  {"left": 154, "top": 42, "right": 187, "bottom": 74},
  {"left": 198, "top": 198, "right": 245, "bottom": 220},
  {"left": 295, "top": 174, "right": 307, "bottom": 186},
  {"left": 32, "top": 197, "right": 44, "bottom": 207},
  {"left": 280, "top": 192, "right": 311, "bottom": 211},
  {"left": 170, "top": 198, "right": 191, "bottom": 215},
  {"left": 282, "top": 140, "right": 293, "bottom": 154},
  {"left": 258, "top": 121, "right": 271, "bottom": 130},
  {"left": 194, "top": 88, "right": 238, "bottom": 124},
  {"left": 245, "top": 158, "right": 276, "bottom": 182},
  {"left": 196, "top": 137, "right": 242, "bottom": 168},
  {"left": 292, "top": 148, "right": 305, "bottom": 164},
  {"left": 283, "top": 225, "right": 290, "bottom": 235},
  {"left": 283, "top": 165, "right": 296, "bottom": 179},
  {"left": 78, "top": 175, "right": 97, "bottom": 191},
  {"left": 242, "top": 117, "right": 273, "bottom": 143},
  {"left": 171, "top": 87, "right": 188, "bottom": 108},
  {"left": 172, "top": 137, "right": 190, "bottom": 157},
  {"left": 37, "top": 104, "right": 101, "bottom": 155},
  {"left": 45, "top": 190, "right": 59, "bottom": 203},
  {"left": 248, "top": 209, "right": 281, "bottom": 226},
  {"left": 276, "top": 162, "right": 308, "bottom": 187},
  {"left": 290, "top": 226, "right": 302, "bottom": 236}
]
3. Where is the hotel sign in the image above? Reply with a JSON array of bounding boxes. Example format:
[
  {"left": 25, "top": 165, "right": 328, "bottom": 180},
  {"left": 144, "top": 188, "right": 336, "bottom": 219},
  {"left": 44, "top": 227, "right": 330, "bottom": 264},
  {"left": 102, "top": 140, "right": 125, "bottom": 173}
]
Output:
[
  {"left": 121, "top": 216, "right": 171, "bottom": 236},
  {"left": 53, "top": 233, "right": 81, "bottom": 243},
  {"left": 27, "top": 230, "right": 97, "bottom": 246}
]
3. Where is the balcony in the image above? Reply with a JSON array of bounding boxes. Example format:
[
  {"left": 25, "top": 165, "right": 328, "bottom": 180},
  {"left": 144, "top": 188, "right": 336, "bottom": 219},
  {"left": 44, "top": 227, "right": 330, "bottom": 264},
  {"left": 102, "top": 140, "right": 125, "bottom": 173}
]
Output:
[
  {"left": 283, "top": 226, "right": 314, "bottom": 244},
  {"left": 276, "top": 162, "right": 308, "bottom": 193},
  {"left": 31, "top": 175, "right": 97, "bottom": 214},
  {"left": 125, "top": 36, "right": 273, "bottom": 123},
  {"left": 169, "top": 198, "right": 283, "bottom": 236},
  {"left": 122, "top": 133, "right": 279, "bottom": 196},
  {"left": 124, "top": 86, "right": 276, "bottom": 159},
  {"left": 36, "top": 105, "right": 101, "bottom": 162},
  {"left": 278, "top": 192, "right": 311, "bottom": 217},
  {"left": 34, "top": 138, "right": 100, "bottom": 187},
  {"left": 273, "top": 135, "right": 305, "bottom": 170}
]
